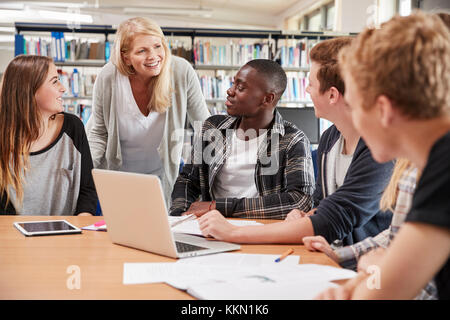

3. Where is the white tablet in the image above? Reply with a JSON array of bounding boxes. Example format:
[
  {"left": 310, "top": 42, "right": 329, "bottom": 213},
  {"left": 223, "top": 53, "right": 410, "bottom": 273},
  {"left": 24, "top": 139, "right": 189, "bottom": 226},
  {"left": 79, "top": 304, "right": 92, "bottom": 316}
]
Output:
[{"left": 14, "top": 220, "right": 82, "bottom": 237}]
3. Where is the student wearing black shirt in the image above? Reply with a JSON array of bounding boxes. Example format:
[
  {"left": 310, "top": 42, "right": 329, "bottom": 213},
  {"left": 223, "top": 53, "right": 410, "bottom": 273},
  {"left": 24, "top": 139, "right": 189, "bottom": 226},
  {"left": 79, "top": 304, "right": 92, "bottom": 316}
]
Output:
[{"left": 316, "top": 12, "right": 450, "bottom": 299}]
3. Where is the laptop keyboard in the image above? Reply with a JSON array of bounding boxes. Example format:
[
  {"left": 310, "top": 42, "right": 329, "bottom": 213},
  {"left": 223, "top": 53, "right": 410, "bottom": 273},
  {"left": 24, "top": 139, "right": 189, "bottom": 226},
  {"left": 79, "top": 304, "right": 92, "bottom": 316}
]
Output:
[{"left": 175, "top": 241, "right": 208, "bottom": 253}]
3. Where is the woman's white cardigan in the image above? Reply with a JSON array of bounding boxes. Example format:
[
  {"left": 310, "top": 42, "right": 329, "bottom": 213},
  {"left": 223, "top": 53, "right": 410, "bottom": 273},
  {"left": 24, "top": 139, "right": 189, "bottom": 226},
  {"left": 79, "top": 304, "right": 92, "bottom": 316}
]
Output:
[{"left": 86, "top": 56, "right": 210, "bottom": 204}]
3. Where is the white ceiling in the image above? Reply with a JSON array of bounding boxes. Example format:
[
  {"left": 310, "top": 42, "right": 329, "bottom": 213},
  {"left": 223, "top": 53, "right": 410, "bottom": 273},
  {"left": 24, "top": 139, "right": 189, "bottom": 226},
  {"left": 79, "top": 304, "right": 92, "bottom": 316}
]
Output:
[{"left": 0, "top": 0, "right": 318, "bottom": 29}]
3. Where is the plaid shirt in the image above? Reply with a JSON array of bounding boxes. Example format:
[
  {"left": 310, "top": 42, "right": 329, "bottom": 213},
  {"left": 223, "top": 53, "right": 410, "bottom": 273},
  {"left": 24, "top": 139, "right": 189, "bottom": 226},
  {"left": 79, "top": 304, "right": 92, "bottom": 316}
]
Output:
[
  {"left": 169, "top": 110, "right": 315, "bottom": 219},
  {"left": 334, "top": 167, "right": 437, "bottom": 299}
]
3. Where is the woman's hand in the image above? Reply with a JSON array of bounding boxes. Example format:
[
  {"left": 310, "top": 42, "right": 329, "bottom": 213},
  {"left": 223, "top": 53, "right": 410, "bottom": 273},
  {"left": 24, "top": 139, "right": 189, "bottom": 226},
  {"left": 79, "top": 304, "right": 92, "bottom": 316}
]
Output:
[
  {"left": 302, "top": 235, "right": 339, "bottom": 263},
  {"left": 198, "top": 210, "right": 238, "bottom": 242}
]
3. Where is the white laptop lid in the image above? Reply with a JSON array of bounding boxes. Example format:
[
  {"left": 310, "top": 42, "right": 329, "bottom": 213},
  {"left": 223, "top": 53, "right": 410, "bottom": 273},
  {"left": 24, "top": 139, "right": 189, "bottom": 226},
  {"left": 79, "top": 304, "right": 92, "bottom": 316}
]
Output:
[
  {"left": 92, "top": 169, "right": 240, "bottom": 259},
  {"left": 93, "top": 169, "right": 178, "bottom": 257}
]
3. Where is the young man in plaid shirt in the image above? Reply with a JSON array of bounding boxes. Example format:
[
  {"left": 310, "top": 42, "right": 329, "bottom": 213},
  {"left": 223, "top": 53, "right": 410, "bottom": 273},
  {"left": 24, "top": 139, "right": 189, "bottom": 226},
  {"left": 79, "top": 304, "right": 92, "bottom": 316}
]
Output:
[{"left": 169, "top": 59, "right": 315, "bottom": 219}]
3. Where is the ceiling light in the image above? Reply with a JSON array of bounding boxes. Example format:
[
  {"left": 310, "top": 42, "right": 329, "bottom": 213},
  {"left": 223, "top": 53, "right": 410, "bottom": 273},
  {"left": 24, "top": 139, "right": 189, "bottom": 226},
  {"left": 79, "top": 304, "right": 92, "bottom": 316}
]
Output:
[
  {"left": 0, "top": 9, "right": 31, "bottom": 20},
  {"left": 38, "top": 10, "right": 93, "bottom": 23},
  {"left": 0, "top": 27, "right": 15, "bottom": 32},
  {"left": 123, "top": 7, "right": 212, "bottom": 17},
  {"left": 0, "top": 35, "right": 14, "bottom": 42}
]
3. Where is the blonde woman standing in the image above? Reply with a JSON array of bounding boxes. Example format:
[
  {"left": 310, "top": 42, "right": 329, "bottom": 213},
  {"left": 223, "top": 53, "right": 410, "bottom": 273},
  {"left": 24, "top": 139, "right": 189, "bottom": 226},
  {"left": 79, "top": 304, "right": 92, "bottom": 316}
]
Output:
[{"left": 87, "top": 17, "right": 210, "bottom": 203}]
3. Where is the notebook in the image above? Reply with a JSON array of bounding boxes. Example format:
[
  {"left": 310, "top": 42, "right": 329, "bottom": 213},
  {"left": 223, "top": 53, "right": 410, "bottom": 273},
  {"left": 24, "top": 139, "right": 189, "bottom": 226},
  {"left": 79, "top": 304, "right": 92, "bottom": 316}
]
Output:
[{"left": 92, "top": 169, "right": 240, "bottom": 258}]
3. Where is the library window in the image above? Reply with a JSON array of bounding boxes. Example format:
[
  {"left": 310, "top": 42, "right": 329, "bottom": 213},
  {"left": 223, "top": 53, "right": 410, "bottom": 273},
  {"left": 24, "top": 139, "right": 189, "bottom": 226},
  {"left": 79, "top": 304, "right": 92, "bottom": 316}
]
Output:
[
  {"left": 398, "top": 0, "right": 412, "bottom": 16},
  {"left": 298, "top": 1, "right": 335, "bottom": 32},
  {"left": 325, "top": 3, "right": 335, "bottom": 31},
  {"left": 307, "top": 10, "right": 322, "bottom": 31}
]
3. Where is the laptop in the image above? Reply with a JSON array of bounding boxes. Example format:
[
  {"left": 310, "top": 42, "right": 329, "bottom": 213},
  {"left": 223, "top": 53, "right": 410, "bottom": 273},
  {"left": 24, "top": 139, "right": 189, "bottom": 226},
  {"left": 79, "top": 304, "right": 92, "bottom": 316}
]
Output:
[{"left": 92, "top": 169, "right": 241, "bottom": 258}]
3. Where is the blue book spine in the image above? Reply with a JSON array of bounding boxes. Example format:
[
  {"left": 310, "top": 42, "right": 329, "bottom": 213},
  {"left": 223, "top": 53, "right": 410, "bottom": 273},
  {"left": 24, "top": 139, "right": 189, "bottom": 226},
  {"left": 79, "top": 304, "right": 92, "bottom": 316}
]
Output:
[
  {"left": 293, "top": 77, "right": 299, "bottom": 100},
  {"left": 59, "top": 32, "right": 65, "bottom": 62},
  {"left": 15, "top": 34, "right": 24, "bottom": 56},
  {"left": 281, "top": 47, "right": 286, "bottom": 67},
  {"left": 105, "top": 41, "right": 111, "bottom": 61},
  {"left": 289, "top": 47, "right": 294, "bottom": 67}
]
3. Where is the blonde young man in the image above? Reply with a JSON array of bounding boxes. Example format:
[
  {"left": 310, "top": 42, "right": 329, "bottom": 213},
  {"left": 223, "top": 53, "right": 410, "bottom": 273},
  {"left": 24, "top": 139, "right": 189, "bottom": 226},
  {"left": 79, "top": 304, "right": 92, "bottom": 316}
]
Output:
[{"left": 317, "top": 12, "right": 450, "bottom": 300}]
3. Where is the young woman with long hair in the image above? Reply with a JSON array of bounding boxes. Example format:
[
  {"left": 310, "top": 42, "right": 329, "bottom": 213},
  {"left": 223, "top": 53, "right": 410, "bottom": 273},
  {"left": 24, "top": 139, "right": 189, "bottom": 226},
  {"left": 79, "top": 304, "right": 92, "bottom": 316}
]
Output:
[{"left": 0, "top": 55, "right": 97, "bottom": 216}]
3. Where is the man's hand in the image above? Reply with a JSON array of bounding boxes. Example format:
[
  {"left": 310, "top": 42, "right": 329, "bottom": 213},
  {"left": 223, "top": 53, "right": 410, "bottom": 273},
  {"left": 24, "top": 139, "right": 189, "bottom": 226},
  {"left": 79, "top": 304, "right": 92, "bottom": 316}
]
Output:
[
  {"left": 183, "top": 201, "right": 215, "bottom": 217},
  {"left": 198, "top": 210, "right": 238, "bottom": 242},
  {"left": 285, "top": 208, "right": 316, "bottom": 221},
  {"left": 78, "top": 212, "right": 93, "bottom": 216}
]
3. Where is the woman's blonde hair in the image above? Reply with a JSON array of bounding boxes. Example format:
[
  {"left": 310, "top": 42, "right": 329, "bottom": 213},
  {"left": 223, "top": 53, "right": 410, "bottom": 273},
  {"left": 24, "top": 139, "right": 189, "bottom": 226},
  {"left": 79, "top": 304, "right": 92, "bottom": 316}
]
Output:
[
  {"left": 339, "top": 11, "right": 450, "bottom": 119},
  {"left": 379, "top": 159, "right": 419, "bottom": 212},
  {"left": 111, "top": 17, "right": 172, "bottom": 113},
  {"left": 0, "top": 55, "right": 53, "bottom": 207}
]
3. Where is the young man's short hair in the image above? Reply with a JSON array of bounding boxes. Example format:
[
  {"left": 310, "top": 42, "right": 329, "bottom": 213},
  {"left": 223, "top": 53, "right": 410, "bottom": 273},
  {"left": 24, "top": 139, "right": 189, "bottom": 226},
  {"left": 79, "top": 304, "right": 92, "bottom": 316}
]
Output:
[
  {"left": 309, "top": 37, "right": 353, "bottom": 95},
  {"left": 436, "top": 12, "right": 450, "bottom": 29},
  {"left": 244, "top": 59, "right": 287, "bottom": 100},
  {"left": 339, "top": 11, "right": 450, "bottom": 119}
]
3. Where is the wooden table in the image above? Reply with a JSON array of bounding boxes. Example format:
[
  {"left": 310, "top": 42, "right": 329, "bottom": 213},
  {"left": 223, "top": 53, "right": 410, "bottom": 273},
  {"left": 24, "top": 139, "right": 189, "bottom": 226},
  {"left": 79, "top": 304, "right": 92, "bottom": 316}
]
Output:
[{"left": 0, "top": 216, "right": 340, "bottom": 300}]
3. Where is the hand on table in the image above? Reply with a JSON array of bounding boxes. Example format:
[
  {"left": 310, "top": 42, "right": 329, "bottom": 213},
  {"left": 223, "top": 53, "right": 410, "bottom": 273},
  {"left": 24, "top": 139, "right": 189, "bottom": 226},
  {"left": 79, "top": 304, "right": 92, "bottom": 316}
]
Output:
[
  {"left": 198, "top": 210, "right": 237, "bottom": 242},
  {"left": 302, "top": 235, "right": 339, "bottom": 263},
  {"left": 284, "top": 208, "right": 316, "bottom": 221},
  {"left": 78, "top": 212, "right": 93, "bottom": 216},
  {"left": 183, "top": 201, "right": 216, "bottom": 217}
]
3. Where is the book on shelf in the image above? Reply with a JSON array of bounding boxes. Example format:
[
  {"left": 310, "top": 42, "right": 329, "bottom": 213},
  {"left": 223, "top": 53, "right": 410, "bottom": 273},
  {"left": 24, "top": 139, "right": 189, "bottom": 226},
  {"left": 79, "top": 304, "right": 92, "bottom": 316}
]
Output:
[
  {"left": 168, "top": 39, "right": 193, "bottom": 62},
  {"left": 282, "top": 72, "right": 310, "bottom": 102},
  {"left": 15, "top": 34, "right": 111, "bottom": 63},
  {"left": 57, "top": 68, "right": 97, "bottom": 99},
  {"left": 198, "top": 74, "right": 233, "bottom": 101},
  {"left": 64, "top": 103, "right": 92, "bottom": 125},
  {"left": 193, "top": 40, "right": 271, "bottom": 66},
  {"left": 198, "top": 72, "right": 311, "bottom": 105},
  {"left": 278, "top": 38, "right": 317, "bottom": 69}
]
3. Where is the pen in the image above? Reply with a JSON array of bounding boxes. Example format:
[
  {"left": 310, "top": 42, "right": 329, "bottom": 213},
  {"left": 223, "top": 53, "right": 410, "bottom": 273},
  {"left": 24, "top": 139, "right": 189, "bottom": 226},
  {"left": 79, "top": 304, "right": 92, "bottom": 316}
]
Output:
[
  {"left": 274, "top": 248, "right": 294, "bottom": 263},
  {"left": 170, "top": 214, "right": 196, "bottom": 228}
]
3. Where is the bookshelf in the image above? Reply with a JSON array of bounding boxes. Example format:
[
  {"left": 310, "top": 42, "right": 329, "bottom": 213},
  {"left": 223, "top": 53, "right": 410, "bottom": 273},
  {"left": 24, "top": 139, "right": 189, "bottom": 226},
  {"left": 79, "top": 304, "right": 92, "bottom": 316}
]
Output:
[
  {"left": 54, "top": 60, "right": 106, "bottom": 67},
  {"left": 14, "top": 23, "right": 351, "bottom": 127}
]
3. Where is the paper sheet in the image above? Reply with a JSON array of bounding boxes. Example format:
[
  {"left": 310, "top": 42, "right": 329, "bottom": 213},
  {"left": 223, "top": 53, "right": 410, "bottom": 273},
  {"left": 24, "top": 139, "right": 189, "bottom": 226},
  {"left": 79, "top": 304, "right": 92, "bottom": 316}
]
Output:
[
  {"left": 187, "top": 278, "right": 338, "bottom": 300},
  {"left": 171, "top": 219, "right": 263, "bottom": 236},
  {"left": 122, "top": 253, "right": 356, "bottom": 297},
  {"left": 83, "top": 218, "right": 262, "bottom": 234},
  {"left": 175, "top": 252, "right": 300, "bottom": 266}
]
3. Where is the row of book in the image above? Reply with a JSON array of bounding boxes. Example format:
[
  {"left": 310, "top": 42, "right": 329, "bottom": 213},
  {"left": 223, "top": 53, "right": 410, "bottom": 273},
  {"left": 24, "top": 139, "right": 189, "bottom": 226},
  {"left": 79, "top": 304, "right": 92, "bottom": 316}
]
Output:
[
  {"left": 168, "top": 39, "right": 193, "bottom": 62},
  {"left": 57, "top": 68, "right": 97, "bottom": 98},
  {"left": 65, "top": 103, "right": 92, "bottom": 125},
  {"left": 15, "top": 34, "right": 111, "bottom": 62},
  {"left": 282, "top": 73, "right": 311, "bottom": 102},
  {"left": 198, "top": 73, "right": 311, "bottom": 103},
  {"left": 14, "top": 35, "right": 313, "bottom": 70},
  {"left": 198, "top": 75, "right": 233, "bottom": 100},
  {"left": 193, "top": 40, "right": 271, "bottom": 66},
  {"left": 278, "top": 39, "right": 318, "bottom": 68}
]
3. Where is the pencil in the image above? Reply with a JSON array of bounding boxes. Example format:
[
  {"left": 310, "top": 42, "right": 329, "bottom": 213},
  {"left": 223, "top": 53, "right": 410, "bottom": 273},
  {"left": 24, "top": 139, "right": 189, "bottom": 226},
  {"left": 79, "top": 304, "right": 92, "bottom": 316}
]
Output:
[
  {"left": 170, "top": 214, "right": 196, "bottom": 228},
  {"left": 274, "top": 248, "right": 294, "bottom": 262}
]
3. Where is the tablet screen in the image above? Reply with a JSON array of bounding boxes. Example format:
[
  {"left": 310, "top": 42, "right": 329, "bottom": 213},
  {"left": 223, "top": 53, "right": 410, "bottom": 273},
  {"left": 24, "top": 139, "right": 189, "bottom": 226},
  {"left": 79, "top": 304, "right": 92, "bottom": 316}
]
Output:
[{"left": 18, "top": 221, "right": 77, "bottom": 232}]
